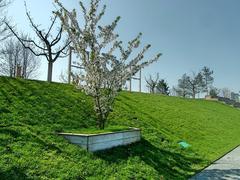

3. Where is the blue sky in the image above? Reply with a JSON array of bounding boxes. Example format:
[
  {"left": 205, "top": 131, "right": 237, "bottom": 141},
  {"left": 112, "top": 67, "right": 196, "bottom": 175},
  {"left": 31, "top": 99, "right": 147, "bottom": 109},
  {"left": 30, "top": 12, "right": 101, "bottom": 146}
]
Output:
[{"left": 7, "top": 0, "right": 240, "bottom": 93}]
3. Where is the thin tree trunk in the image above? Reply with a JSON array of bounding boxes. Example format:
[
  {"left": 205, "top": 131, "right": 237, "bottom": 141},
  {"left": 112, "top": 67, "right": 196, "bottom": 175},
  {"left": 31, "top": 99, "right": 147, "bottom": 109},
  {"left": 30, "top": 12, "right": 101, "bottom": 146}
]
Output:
[
  {"left": 22, "top": 55, "right": 27, "bottom": 79},
  {"left": 205, "top": 78, "right": 208, "bottom": 95},
  {"left": 95, "top": 93, "right": 105, "bottom": 129},
  {"left": 192, "top": 92, "right": 196, "bottom": 99},
  {"left": 47, "top": 61, "right": 53, "bottom": 82},
  {"left": 192, "top": 87, "right": 196, "bottom": 99}
]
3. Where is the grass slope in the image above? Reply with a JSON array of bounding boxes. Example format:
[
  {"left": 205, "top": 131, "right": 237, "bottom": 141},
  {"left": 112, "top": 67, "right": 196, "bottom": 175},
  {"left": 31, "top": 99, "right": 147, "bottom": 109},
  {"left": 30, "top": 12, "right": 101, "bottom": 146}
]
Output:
[{"left": 1, "top": 77, "right": 240, "bottom": 179}]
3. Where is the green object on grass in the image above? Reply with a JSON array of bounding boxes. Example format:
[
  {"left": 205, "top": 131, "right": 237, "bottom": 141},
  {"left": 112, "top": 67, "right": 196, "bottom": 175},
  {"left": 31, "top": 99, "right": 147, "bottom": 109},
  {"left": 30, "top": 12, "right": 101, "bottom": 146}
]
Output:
[{"left": 178, "top": 141, "right": 191, "bottom": 149}]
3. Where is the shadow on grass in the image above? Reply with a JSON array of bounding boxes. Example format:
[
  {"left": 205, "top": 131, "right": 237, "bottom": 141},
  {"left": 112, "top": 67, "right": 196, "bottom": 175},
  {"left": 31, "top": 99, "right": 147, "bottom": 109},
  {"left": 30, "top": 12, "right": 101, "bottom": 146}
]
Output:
[
  {"left": 0, "top": 128, "right": 20, "bottom": 147},
  {"left": 0, "top": 125, "right": 62, "bottom": 154},
  {"left": 30, "top": 133, "right": 63, "bottom": 153},
  {"left": 95, "top": 139, "right": 203, "bottom": 179},
  {"left": 0, "top": 128, "right": 20, "bottom": 138},
  {"left": 0, "top": 167, "right": 28, "bottom": 180}
]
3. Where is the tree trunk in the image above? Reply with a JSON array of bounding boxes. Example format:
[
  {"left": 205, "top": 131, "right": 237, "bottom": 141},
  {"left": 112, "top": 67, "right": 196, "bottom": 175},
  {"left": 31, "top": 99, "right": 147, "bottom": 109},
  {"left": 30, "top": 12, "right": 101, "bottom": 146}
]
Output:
[
  {"left": 97, "top": 114, "right": 106, "bottom": 130},
  {"left": 192, "top": 87, "right": 196, "bottom": 99},
  {"left": 95, "top": 94, "right": 106, "bottom": 130},
  {"left": 192, "top": 92, "right": 196, "bottom": 99},
  {"left": 22, "top": 58, "right": 27, "bottom": 79},
  {"left": 99, "top": 118, "right": 105, "bottom": 130},
  {"left": 47, "top": 61, "right": 53, "bottom": 82}
]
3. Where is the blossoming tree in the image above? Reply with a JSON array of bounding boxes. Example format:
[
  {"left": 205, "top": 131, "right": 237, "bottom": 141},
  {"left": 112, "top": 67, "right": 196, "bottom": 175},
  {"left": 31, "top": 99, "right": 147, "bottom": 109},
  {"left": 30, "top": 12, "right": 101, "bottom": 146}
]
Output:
[{"left": 55, "top": 0, "right": 162, "bottom": 129}]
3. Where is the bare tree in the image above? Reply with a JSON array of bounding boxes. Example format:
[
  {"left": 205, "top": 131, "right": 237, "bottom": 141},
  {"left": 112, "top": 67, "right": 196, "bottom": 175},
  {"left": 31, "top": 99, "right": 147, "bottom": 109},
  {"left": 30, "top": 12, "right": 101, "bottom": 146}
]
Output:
[
  {"left": 0, "top": 38, "right": 21, "bottom": 77},
  {"left": 186, "top": 72, "right": 204, "bottom": 99},
  {"left": 0, "top": 36, "right": 40, "bottom": 78},
  {"left": 175, "top": 74, "right": 190, "bottom": 98},
  {"left": 145, "top": 73, "right": 159, "bottom": 93},
  {"left": 175, "top": 72, "right": 204, "bottom": 98},
  {"left": 221, "top": 88, "right": 231, "bottom": 99},
  {"left": 5, "top": 3, "right": 70, "bottom": 82},
  {"left": 20, "top": 34, "right": 40, "bottom": 79},
  {"left": 0, "top": 0, "right": 11, "bottom": 41},
  {"left": 209, "top": 87, "right": 219, "bottom": 98},
  {"left": 59, "top": 71, "right": 68, "bottom": 83},
  {"left": 59, "top": 71, "right": 82, "bottom": 86}
]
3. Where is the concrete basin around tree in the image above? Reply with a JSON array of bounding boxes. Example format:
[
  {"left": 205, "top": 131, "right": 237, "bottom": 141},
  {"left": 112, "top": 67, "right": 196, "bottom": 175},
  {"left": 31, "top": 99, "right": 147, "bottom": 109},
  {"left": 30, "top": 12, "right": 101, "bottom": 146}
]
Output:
[{"left": 58, "top": 128, "right": 141, "bottom": 152}]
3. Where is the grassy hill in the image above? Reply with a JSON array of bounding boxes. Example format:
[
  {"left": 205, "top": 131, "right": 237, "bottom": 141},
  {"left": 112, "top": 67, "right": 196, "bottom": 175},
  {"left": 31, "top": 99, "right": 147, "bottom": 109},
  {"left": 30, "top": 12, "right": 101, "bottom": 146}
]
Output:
[{"left": 1, "top": 76, "right": 240, "bottom": 179}]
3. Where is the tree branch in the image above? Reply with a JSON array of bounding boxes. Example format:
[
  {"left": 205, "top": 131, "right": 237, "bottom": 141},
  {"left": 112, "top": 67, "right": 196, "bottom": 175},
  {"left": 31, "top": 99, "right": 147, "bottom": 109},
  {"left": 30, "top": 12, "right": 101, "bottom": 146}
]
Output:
[
  {"left": 45, "top": 14, "right": 57, "bottom": 39},
  {"left": 51, "top": 26, "right": 63, "bottom": 46},
  {"left": 5, "top": 22, "right": 47, "bottom": 57},
  {"left": 52, "top": 40, "right": 71, "bottom": 62}
]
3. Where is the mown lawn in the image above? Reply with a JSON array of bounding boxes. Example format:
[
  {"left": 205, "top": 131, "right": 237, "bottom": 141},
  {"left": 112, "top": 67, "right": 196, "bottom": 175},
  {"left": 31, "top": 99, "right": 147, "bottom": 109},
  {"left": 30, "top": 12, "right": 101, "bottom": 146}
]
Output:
[{"left": 0, "top": 76, "right": 240, "bottom": 179}]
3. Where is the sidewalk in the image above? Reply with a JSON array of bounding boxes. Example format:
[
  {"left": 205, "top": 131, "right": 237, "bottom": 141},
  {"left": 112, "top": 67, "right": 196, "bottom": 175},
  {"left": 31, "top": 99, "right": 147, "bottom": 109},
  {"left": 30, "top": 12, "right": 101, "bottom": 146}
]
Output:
[{"left": 190, "top": 146, "right": 240, "bottom": 180}]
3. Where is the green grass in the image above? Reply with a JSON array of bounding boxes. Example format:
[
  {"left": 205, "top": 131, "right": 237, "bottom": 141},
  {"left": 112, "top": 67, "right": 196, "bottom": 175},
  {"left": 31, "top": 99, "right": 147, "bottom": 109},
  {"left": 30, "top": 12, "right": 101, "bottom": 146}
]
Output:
[
  {"left": 64, "top": 125, "right": 131, "bottom": 134},
  {"left": 1, "top": 76, "right": 240, "bottom": 179}
]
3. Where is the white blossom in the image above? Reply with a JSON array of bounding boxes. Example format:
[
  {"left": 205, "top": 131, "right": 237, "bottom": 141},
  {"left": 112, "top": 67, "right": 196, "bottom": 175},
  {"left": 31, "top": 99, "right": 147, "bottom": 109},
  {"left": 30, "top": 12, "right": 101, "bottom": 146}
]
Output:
[{"left": 55, "top": 0, "right": 162, "bottom": 129}]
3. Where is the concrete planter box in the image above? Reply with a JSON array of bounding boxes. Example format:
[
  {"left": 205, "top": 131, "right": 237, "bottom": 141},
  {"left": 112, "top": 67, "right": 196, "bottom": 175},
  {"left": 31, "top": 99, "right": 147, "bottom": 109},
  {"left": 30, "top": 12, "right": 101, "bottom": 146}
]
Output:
[{"left": 58, "top": 128, "right": 141, "bottom": 152}]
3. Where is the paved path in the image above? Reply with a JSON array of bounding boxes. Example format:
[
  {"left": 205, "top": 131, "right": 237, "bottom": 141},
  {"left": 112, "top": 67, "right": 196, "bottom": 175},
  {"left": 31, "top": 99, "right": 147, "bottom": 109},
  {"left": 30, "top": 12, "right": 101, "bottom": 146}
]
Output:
[{"left": 191, "top": 146, "right": 240, "bottom": 180}]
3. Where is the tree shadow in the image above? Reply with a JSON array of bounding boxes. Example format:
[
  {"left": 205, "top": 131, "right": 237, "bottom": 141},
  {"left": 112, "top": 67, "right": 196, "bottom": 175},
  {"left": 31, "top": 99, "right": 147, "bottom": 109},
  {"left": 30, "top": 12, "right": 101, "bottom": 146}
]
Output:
[
  {"left": 0, "top": 128, "right": 20, "bottom": 138},
  {"left": 30, "top": 132, "right": 63, "bottom": 153},
  {"left": 94, "top": 138, "right": 204, "bottom": 179},
  {"left": 0, "top": 128, "right": 20, "bottom": 147},
  {"left": 0, "top": 167, "right": 28, "bottom": 180},
  {"left": 0, "top": 125, "right": 62, "bottom": 154}
]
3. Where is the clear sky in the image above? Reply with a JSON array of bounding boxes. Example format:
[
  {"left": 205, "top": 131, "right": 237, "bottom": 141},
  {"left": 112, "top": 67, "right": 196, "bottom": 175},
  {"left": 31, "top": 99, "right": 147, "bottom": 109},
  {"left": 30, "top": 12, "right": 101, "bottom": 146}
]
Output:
[{"left": 6, "top": 0, "right": 240, "bottom": 93}]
